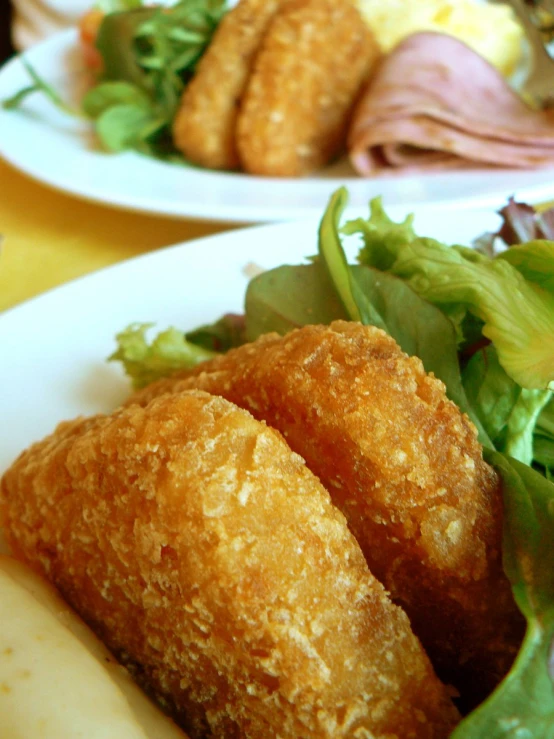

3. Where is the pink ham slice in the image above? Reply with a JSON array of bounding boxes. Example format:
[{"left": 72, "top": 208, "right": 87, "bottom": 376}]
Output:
[{"left": 348, "top": 31, "right": 554, "bottom": 175}]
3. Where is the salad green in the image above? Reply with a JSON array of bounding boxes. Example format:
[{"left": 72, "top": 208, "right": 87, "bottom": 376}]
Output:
[
  {"left": 112, "top": 188, "right": 554, "bottom": 736},
  {"left": 452, "top": 452, "right": 554, "bottom": 737},
  {"left": 114, "top": 188, "right": 554, "bottom": 472},
  {"left": 3, "top": 0, "right": 227, "bottom": 158},
  {"left": 344, "top": 198, "right": 554, "bottom": 393},
  {"left": 109, "top": 323, "right": 217, "bottom": 389}
]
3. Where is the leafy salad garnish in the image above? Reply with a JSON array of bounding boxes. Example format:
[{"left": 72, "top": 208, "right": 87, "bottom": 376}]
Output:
[
  {"left": 3, "top": 0, "right": 226, "bottom": 158},
  {"left": 111, "top": 188, "right": 554, "bottom": 736},
  {"left": 452, "top": 451, "right": 554, "bottom": 737},
  {"left": 109, "top": 323, "right": 217, "bottom": 388},
  {"left": 113, "top": 188, "right": 554, "bottom": 472},
  {"left": 475, "top": 197, "right": 554, "bottom": 256},
  {"left": 2, "top": 58, "right": 81, "bottom": 116}
]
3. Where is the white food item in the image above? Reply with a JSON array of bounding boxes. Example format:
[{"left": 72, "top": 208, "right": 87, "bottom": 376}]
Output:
[{"left": 0, "top": 555, "right": 187, "bottom": 739}]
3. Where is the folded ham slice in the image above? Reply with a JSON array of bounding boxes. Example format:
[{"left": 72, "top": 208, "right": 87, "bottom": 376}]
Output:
[{"left": 348, "top": 31, "right": 554, "bottom": 174}]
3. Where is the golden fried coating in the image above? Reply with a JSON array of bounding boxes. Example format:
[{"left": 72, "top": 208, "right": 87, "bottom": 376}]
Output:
[
  {"left": 236, "top": 0, "right": 380, "bottom": 176},
  {"left": 1, "top": 391, "right": 459, "bottom": 738},
  {"left": 172, "top": 0, "right": 283, "bottom": 170},
  {"left": 128, "top": 321, "right": 525, "bottom": 707}
]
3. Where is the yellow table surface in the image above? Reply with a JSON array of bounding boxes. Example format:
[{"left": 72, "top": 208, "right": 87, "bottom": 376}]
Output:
[
  {"left": 0, "top": 157, "right": 244, "bottom": 313},
  {"left": 3, "top": 154, "right": 553, "bottom": 316}
]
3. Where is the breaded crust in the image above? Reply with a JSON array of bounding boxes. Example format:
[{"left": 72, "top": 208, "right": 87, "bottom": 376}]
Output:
[
  {"left": 172, "top": 0, "right": 283, "bottom": 170},
  {"left": 128, "top": 321, "right": 525, "bottom": 706},
  {"left": 1, "top": 391, "right": 459, "bottom": 738},
  {"left": 236, "top": 0, "right": 380, "bottom": 176}
]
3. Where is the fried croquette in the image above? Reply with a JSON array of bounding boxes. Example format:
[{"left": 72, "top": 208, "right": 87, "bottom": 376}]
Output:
[
  {"left": 236, "top": 0, "right": 380, "bottom": 176},
  {"left": 172, "top": 0, "right": 284, "bottom": 170},
  {"left": 128, "top": 321, "right": 525, "bottom": 707},
  {"left": 1, "top": 390, "right": 460, "bottom": 738}
]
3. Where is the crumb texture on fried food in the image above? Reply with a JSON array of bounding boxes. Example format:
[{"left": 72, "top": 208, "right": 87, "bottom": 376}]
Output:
[
  {"left": 236, "top": 0, "right": 380, "bottom": 176},
  {"left": 1, "top": 390, "right": 460, "bottom": 738},
  {"left": 128, "top": 321, "right": 525, "bottom": 707},
  {"left": 172, "top": 0, "right": 283, "bottom": 170}
]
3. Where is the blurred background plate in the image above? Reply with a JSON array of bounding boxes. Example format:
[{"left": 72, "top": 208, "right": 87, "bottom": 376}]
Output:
[{"left": 1, "top": 30, "right": 554, "bottom": 222}]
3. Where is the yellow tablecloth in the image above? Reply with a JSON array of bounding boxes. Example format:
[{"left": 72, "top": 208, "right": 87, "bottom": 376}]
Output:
[
  {"left": 3, "top": 155, "right": 554, "bottom": 315},
  {"left": 0, "top": 158, "right": 243, "bottom": 313}
]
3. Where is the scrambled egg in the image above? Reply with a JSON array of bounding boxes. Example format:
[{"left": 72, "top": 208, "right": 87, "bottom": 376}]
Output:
[{"left": 355, "top": 0, "right": 524, "bottom": 77}]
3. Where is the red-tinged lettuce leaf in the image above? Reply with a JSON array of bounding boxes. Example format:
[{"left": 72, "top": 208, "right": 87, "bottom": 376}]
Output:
[
  {"left": 498, "top": 198, "right": 554, "bottom": 245},
  {"left": 475, "top": 198, "right": 554, "bottom": 255}
]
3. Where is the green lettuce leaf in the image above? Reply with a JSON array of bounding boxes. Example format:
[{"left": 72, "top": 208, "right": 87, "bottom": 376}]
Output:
[
  {"left": 2, "top": 58, "right": 83, "bottom": 116},
  {"left": 498, "top": 240, "right": 554, "bottom": 294},
  {"left": 81, "top": 80, "right": 151, "bottom": 118},
  {"left": 535, "top": 399, "right": 554, "bottom": 477},
  {"left": 343, "top": 195, "right": 469, "bottom": 345},
  {"left": 94, "top": 103, "right": 162, "bottom": 151},
  {"left": 533, "top": 436, "right": 554, "bottom": 478},
  {"left": 501, "top": 389, "right": 552, "bottom": 465},
  {"left": 537, "top": 399, "right": 554, "bottom": 440},
  {"left": 341, "top": 193, "right": 417, "bottom": 271},
  {"left": 109, "top": 323, "right": 217, "bottom": 388},
  {"left": 452, "top": 451, "right": 554, "bottom": 738},
  {"left": 462, "top": 345, "right": 520, "bottom": 444},
  {"left": 462, "top": 346, "right": 552, "bottom": 465},
  {"left": 348, "top": 201, "right": 554, "bottom": 391}
]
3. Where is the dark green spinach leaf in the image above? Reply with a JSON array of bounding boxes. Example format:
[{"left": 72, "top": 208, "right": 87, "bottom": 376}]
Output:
[
  {"left": 185, "top": 313, "right": 247, "bottom": 352},
  {"left": 319, "top": 188, "right": 492, "bottom": 446},
  {"left": 245, "top": 263, "right": 348, "bottom": 341}
]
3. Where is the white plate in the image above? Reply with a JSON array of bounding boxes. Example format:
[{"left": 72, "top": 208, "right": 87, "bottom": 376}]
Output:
[
  {"left": 0, "top": 204, "right": 500, "bottom": 483},
  {"left": 1, "top": 30, "right": 554, "bottom": 222}
]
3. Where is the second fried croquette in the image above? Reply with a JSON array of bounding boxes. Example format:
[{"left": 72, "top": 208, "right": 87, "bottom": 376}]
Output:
[
  {"left": 1, "top": 390, "right": 460, "bottom": 738},
  {"left": 172, "top": 0, "right": 284, "bottom": 171},
  {"left": 237, "top": 0, "right": 380, "bottom": 176},
  {"left": 128, "top": 321, "right": 525, "bottom": 707}
]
